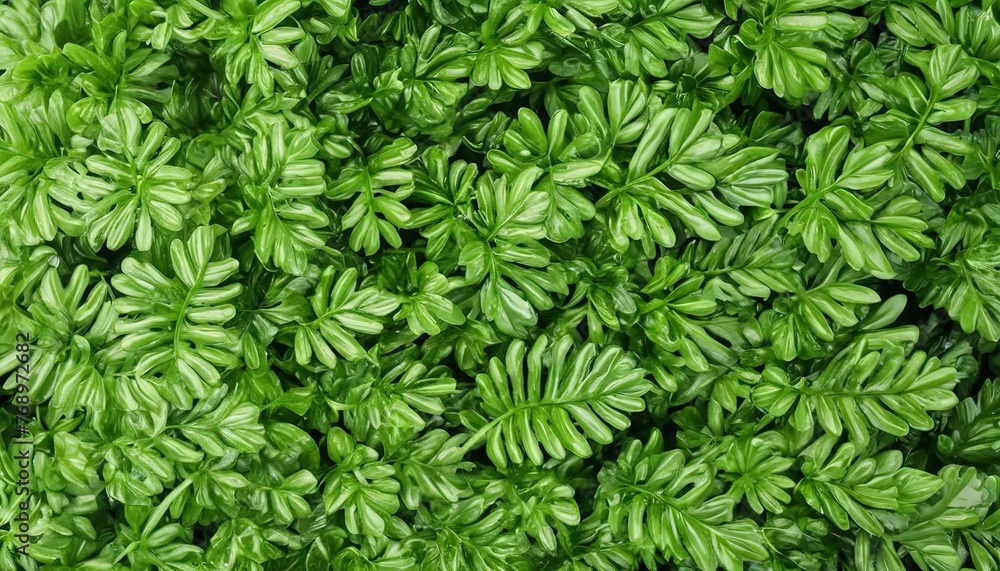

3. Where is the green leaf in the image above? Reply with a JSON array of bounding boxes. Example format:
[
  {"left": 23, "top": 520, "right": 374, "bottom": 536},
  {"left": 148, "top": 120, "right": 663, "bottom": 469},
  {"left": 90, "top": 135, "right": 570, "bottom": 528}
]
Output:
[
  {"left": 766, "top": 260, "right": 881, "bottom": 361},
  {"left": 911, "top": 236, "right": 1000, "bottom": 342},
  {"left": 459, "top": 169, "right": 568, "bottom": 336},
  {"left": 327, "top": 137, "right": 418, "bottom": 255},
  {"left": 206, "top": 518, "right": 284, "bottom": 569},
  {"left": 754, "top": 341, "right": 959, "bottom": 447},
  {"left": 174, "top": 387, "right": 268, "bottom": 457},
  {"left": 783, "top": 124, "right": 931, "bottom": 277},
  {"left": 462, "top": 334, "right": 651, "bottom": 469},
  {"left": 797, "top": 435, "right": 943, "bottom": 536},
  {"left": 717, "top": 433, "right": 795, "bottom": 515},
  {"left": 294, "top": 265, "right": 398, "bottom": 368},
  {"left": 322, "top": 427, "right": 400, "bottom": 536},
  {"left": 229, "top": 121, "right": 329, "bottom": 276},
  {"left": 598, "top": 430, "right": 768, "bottom": 570},
  {"left": 83, "top": 110, "right": 194, "bottom": 251},
  {"left": 938, "top": 379, "right": 1000, "bottom": 465},
  {"left": 111, "top": 226, "right": 243, "bottom": 409},
  {"left": 329, "top": 349, "right": 457, "bottom": 450},
  {"left": 487, "top": 108, "right": 599, "bottom": 242}
]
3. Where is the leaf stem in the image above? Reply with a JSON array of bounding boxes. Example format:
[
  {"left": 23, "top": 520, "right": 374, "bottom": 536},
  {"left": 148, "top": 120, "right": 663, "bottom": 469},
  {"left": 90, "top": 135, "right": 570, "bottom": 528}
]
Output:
[
  {"left": 112, "top": 476, "right": 193, "bottom": 564},
  {"left": 142, "top": 476, "right": 193, "bottom": 538}
]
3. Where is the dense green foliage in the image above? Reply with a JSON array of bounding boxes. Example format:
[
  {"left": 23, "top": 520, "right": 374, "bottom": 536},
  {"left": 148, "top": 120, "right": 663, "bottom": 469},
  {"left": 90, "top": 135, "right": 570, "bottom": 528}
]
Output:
[{"left": 3, "top": 0, "right": 1000, "bottom": 570}]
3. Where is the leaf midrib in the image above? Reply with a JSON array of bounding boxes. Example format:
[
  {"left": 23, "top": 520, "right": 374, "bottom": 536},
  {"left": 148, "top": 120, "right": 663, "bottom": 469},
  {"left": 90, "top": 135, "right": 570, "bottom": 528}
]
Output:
[{"left": 173, "top": 247, "right": 209, "bottom": 361}]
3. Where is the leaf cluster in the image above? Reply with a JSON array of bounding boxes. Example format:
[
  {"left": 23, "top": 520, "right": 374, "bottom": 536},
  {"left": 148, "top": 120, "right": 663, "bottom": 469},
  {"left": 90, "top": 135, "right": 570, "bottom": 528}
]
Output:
[{"left": 3, "top": 0, "right": 1000, "bottom": 571}]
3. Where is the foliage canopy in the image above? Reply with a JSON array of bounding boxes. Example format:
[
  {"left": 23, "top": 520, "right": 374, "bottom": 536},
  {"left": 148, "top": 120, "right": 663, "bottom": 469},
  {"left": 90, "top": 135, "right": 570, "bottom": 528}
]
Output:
[{"left": 3, "top": 0, "right": 1000, "bottom": 570}]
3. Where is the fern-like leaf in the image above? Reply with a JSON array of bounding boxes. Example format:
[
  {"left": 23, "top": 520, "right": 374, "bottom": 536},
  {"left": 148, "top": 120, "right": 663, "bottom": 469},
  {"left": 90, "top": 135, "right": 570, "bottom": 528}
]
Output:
[{"left": 461, "top": 334, "right": 651, "bottom": 469}]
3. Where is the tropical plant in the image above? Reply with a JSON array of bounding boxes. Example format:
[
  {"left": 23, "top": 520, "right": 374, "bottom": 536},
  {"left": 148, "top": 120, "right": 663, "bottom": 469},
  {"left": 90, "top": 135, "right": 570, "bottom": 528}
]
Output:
[{"left": 2, "top": 0, "right": 1000, "bottom": 570}]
